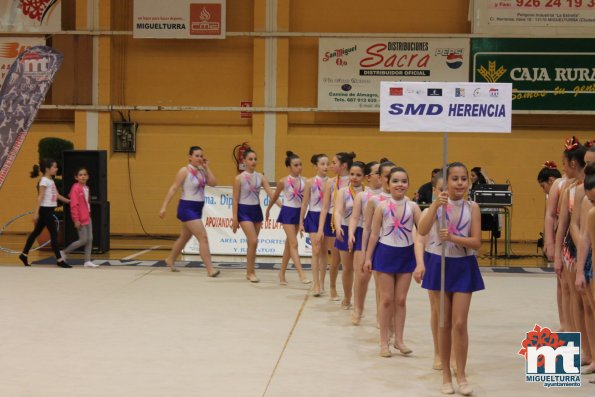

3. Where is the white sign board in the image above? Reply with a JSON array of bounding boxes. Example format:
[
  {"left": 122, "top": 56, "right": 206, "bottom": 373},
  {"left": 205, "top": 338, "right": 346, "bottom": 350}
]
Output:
[
  {"left": 183, "top": 186, "right": 311, "bottom": 256},
  {"left": 380, "top": 82, "right": 512, "bottom": 133},
  {"left": 134, "top": 0, "right": 226, "bottom": 39},
  {"left": 318, "top": 37, "right": 470, "bottom": 110},
  {"left": 472, "top": 0, "right": 595, "bottom": 35}
]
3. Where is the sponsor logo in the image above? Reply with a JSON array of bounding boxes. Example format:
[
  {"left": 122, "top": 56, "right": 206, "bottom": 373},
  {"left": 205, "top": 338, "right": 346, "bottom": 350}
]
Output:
[
  {"left": 341, "top": 84, "right": 352, "bottom": 92},
  {"left": 390, "top": 87, "right": 403, "bottom": 96},
  {"left": 455, "top": 88, "right": 465, "bottom": 97},
  {"left": 190, "top": 4, "right": 222, "bottom": 36},
  {"left": 477, "top": 61, "right": 507, "bottom": 83},
  {"left": 427, "top": 88, "right": 442, "bottom": 97},
  {"left": 489, "top": 88, "right": 499, "bottom": 97},
  {"left": 519, "top": 324, "right": 581, "bottom": 388}
]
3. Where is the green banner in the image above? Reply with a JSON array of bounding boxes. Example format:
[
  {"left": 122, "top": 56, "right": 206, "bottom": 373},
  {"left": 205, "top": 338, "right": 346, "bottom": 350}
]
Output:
[{"left": 472, "top": 39, "right": 595, "bottom": 112}]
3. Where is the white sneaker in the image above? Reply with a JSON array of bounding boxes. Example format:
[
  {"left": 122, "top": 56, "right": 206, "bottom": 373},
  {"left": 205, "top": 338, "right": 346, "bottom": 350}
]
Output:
[
  {"left": 84, "top": 261, "right": 99, "bottom": 268},
  {"left": 60, "top": 250, "right": 67, "bottom": 261}
]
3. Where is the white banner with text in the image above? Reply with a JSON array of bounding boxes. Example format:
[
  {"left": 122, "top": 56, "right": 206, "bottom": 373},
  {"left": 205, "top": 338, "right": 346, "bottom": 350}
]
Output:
[
  {"left": 380, "top": 82, "right": 513, "bottom": 133},
  {"left": 134, "top": 0, "right": 226, "bottom": 39},
  {"left": 182, "top": 186, "right": 311, "bottom": 256}
]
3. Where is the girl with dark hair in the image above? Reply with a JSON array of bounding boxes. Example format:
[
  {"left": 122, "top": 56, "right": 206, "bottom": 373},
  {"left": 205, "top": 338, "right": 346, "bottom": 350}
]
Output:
[
  {"left": 160, "top": 146, "right": 219, "bottom": 276},
  {"left": 365, "top": 167, "right": 421, "bottom": 358},
  {"left": 555, "top": 137, "right": 589, "bottom": 343},
  {"left": 575, "top": 157, "right": 595, "bottom": 376},
  {"left": 469, "top": 167, "right": 488, "bottom": 190},
  {"left": 19, "top": 158, "right": 71, "bottom": 268},
  {"left": 537, "top": 161, "right": 562, "bottom": 194},
  {"left": 348, "top": 160, "right": 382, "bottom": 323},
  {"left": 232, "top": 148, "right": 278, "bottom": 282},
  {"left": 316, "top": 151, "right": 356, "bottom": 300},
  {"left": 299, "top": 153, "right": 329, "bottom": 296},
  {"left": 334, "top": 161, "right": 366, "bottom": 309},
  {"left": 60, "top": 167, "right": 96, "bottom": 268},
  {"left": 417, "top": 162, "right": 483, "bottom": 396},
  {"left": 266, "top": 151, "right": 311, "bottom": 285},
  {"left": 538, "top": 160, "right": 565, "bottom": 330}
]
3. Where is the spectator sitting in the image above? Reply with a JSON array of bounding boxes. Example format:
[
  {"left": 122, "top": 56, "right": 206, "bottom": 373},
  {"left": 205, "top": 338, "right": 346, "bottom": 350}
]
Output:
[{"left": 416, "top": 168, "right": 441, "bottom": 204}]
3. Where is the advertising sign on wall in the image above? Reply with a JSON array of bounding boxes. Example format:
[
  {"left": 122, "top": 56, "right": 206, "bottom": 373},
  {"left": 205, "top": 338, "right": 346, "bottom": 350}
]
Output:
[
  {"left": 380, "top": 82, "right": 512, "bottom": 133},
  {"left": 318, "top": 37, "right": 470, "bottom": 110},
  {"left": 0, "top": 37, "right": 45, "bottom": 87},
  {"left": 133, "top": 0, "right": 226, "bottom": 39},
  {"left": 472, "top": 38, "right": 595, "bottom": 112},
  {"left": 471, "top": 0, "right": 595, "bottom": 35},
  {"left": 183, "top": 186, "right": 311, "bottom": 256},
  {"left": 0, "top": 0, "right": 61, "bottom": 33}
]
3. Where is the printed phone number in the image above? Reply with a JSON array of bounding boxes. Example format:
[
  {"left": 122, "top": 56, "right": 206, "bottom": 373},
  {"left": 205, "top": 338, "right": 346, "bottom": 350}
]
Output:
[{"left": 514, "top": 0, "right": 595, "bottom": 8}]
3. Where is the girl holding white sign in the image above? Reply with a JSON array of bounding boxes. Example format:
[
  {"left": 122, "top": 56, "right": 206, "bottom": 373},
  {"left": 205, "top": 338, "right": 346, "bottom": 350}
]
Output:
[
  {"left": 365, "top": 166, "right": 422, "bottom": 358},
  {"left": 316, "top": 152, "right": 355, "bottom": 301},
  {"left": 232, "top": 149, "right": 279, "bottom": 283},
  {"left": 159, "top": 146, "right": 219, "bottom": 277},
  {"left": 265, "top": 151, "right": 311, "bottom": 285},
  {"left": 334, "top": 161, "right": 367, "bottom": 310},
  {"left": 299, "top": 153, "right": 329, "bottom": 297},
  {"left": 417, "top": 162, "right": 483, "bottom": 396}
]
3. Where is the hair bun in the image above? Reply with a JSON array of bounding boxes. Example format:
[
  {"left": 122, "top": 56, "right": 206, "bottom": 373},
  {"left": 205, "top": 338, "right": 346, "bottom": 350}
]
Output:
[
  {"left": 543, "top": 160, "right": 557, "bottom": 169},
  {"left": 286, "top": 150, "right": 294, "bottom": 157},
  {"left": 564, "top": 136, "right": 580, "bottom": 151},
  {"left": 585, "top": 140, "right": 595, "bottom": 149},
  {"left": 348, "top": 152, "right": 356, "bottom": 160}
]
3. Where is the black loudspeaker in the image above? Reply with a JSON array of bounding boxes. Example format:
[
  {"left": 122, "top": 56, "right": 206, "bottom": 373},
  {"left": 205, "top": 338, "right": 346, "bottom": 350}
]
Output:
[
  {"left": 64, "top": 202, "right": 110, "bottom": 253},
  {"left": 62, "top": 150, "right": 108, "bottom": 202}
]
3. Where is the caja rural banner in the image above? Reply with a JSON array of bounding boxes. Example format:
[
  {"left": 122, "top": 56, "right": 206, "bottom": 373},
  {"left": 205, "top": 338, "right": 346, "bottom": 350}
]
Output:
[
  {"left": 183, "top": 186, "right": 311, "bottom": 256},
  {"left": 0, "top": 0, "right": 61, "bottom": 33},
  {"left": 318, "top": 37, "right": 470, "bottom": 110},
  {"left": 0, "top": 46, "right": 63, "bottom": 190},
  {"left": 133, "top": 0, "right": 226, "bottom": 39},
  {"left": 380, "top": 82, "right": 512, "bottom": 133},
  {"left": 472, "top": 38, "right": 595, "bottom": 112},
  {"left": 1, "top": 37, "right": 45, "bottom": 87},
  {"left": 471, "top": 0, "right": 595, "bottom": 35}
]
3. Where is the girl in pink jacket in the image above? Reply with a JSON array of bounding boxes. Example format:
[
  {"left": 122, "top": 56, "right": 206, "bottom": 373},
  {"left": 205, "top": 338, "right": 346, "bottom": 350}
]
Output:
[{"left": 61, "top": 167, "right": 97, "bottom": 268}]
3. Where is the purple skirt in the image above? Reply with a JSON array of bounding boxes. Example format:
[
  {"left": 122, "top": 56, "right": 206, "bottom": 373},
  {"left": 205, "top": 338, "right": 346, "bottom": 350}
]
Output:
[
  {"left": 372, "top": 242, "right": 415, "bottom": 274},
  {"left": 277, "top": 206, "right": 300, "bottom": 225},
  {"left": 334, "top": 225, "right": 363, "bottom": 252},
  {"left": 177, "top": 200, "right": 204, "bottom": 222},
  {"left": 304, "top": 211, "right": 320, "bottom": 233},
  {"left": 238, "top": 203, "right": 263, "bottom": 223},
  {"left": 421, "top": 252, "right": 485, "bottom": 293}
]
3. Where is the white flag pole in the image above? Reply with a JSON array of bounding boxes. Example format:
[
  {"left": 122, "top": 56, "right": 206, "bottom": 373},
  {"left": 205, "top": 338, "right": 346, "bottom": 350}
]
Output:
[{"left": 440, "top": 131, "right": 447, "bottom": 328}]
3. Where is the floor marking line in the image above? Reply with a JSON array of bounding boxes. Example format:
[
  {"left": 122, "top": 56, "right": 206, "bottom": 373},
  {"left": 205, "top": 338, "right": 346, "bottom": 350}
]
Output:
[
  {"left": 122, "top": 245, "right": 161, "bottom": 260},
  {"left": 262, "top": 292, "right": 310, "bottom": 397}
]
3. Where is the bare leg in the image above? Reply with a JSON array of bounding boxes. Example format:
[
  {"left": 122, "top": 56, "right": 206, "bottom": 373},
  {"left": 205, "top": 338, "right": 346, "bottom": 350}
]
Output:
[
  {"left": 184, "top": 220, "right": 218, "bottom": 276},
  {"left": 557, "top": 278, "right": 568, "bottom": 331},
  {"left": 376, "top": 271, "right": 396, "bottom": 356},
  {"left": 429, "top": 291, "right": 441, "bottom": 370},
  {"left": 279, "top": 240, "right": 290, "bottom": 284},
  {"left": 320, "top": 237, "right": 333, "bottom": 293},
  {"left": 283, "top": 224, "right": 310, "bottom": 283},
  {"left": 581, "top": 290, "right": 595, "bottom": 372},
  {"left": 452, "top": 292, "right": 473, "bottom": 394},
  {"left": 353, "top": 250, "right": 372, "bottom": 324},
  {"left": 560, "top": 270, "right": 573, "bottom": 330},
  {"left": 433, "top": 290, "right": 454, "bottom": 389},
  {"left": 329, "top": 243, "right": 340, "bottom": 300},
  {"left": 340, "top": 250, "right": 354, "bottom": 308},
  {"left": 240, "top": 221, "right": 261, "bottom": 281},
  {"left": 309, "top": 232, "right": 322, "bottom": 295},
  {"left": 165, "top": 225, "right": 192, "bottom": 271},
  {"left": 393, "top": 273, "right": 413, "bottom": 354}
]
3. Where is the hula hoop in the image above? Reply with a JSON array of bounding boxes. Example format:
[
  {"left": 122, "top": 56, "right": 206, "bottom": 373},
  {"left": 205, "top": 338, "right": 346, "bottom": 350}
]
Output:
[{"left": 0, "top": 211, "right": 60, "bottom": 254}]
